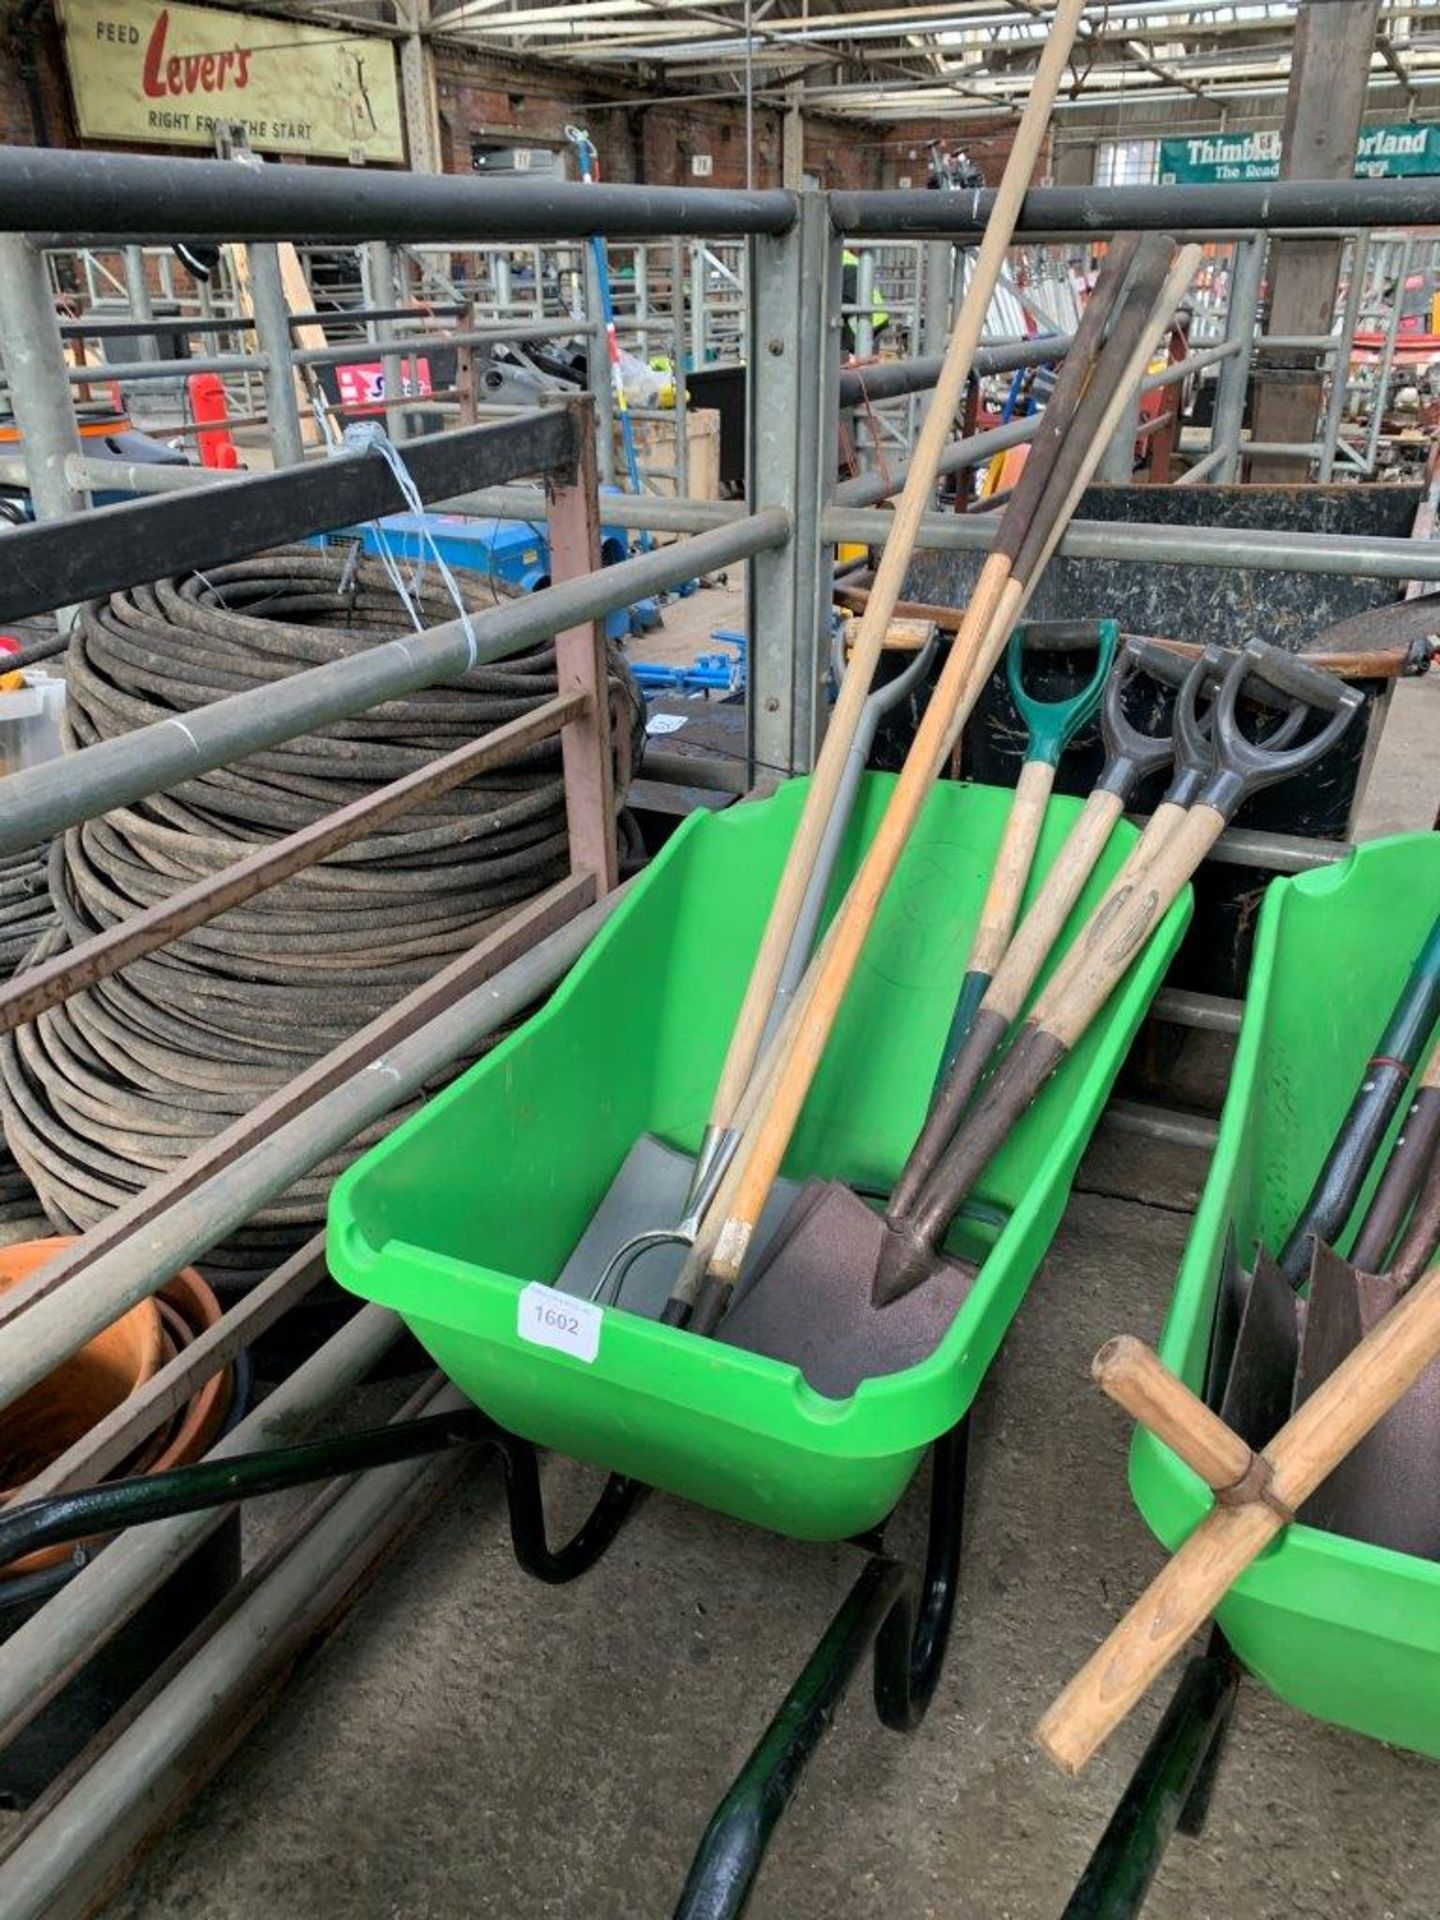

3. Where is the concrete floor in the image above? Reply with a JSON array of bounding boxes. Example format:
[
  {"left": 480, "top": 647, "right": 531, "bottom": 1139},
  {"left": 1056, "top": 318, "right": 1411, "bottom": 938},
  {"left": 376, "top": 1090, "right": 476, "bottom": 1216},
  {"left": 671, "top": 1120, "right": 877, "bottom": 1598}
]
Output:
[{"left": 106, "top": 666, "right": 1436, "bottom": 1920}]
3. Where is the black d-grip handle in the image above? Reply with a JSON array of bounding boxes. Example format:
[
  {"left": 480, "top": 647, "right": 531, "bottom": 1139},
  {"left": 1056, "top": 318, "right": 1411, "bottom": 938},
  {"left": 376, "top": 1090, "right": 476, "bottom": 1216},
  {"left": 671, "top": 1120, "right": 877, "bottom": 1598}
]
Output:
[
  {"left": 1204, "top": 640, "right": 1365, "bottom": 818},
  {"left": 1119, "top": 636, "right": 1193, "bottom": 692},
  {"left": 1095, "top": 638, "right": 1188, "bottom": 796},
  {"left": 1238, "top": 638, "right": 1353, "bottom": 713}
]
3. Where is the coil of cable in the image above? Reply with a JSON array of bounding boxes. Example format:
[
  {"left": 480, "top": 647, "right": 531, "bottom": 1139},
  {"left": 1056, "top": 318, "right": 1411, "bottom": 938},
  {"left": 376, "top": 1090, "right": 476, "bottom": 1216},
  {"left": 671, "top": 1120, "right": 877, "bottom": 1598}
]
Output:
[
  {"left": 0, "top": 846, "right": 55, "bottom": 1245},
  {"left": 0, "top": 543, "right": 643, "bottom": 1294}
]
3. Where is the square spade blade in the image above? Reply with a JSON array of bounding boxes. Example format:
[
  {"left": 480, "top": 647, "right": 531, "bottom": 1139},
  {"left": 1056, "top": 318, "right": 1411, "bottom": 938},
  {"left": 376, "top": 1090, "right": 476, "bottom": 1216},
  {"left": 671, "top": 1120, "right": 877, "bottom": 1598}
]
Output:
[
  {"left": 1296, "top": 1241, "right": 1440, "bottom": 1559},
  {"left": 718, "top": 1179, "right": 977, "bottom": 1401},
  {"left": 1218, "top": 1244, "right": 1301, "bottom": 1450}
]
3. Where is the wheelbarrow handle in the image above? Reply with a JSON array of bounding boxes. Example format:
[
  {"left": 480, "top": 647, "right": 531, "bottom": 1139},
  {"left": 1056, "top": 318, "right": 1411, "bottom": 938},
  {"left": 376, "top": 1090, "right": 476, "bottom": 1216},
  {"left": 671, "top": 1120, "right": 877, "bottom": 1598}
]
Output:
[{"left": 1005, "top": 618, "right": 1120, "bottom": 769}]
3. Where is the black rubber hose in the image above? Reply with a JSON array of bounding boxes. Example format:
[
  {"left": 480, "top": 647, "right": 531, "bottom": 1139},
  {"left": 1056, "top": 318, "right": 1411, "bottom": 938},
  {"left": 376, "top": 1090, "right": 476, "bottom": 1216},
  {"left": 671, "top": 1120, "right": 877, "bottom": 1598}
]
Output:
[{"left": 0, "top": 542, "right": 644, "bottom": 1290}]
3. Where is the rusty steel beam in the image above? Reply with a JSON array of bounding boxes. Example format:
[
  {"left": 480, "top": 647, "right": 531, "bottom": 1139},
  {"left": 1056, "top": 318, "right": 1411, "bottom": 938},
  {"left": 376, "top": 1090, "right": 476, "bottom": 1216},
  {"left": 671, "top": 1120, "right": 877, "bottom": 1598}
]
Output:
[{"left": 0, "top": 692, "right": 585, "bottom": 1038}]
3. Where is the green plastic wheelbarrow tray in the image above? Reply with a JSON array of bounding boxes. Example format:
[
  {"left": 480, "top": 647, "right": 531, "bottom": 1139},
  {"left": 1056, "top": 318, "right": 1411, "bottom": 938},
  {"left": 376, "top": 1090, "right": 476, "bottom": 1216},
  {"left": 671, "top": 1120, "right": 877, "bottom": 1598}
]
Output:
[
  {"left": 1131, "top": 829, "right": 1440, "bottom": 1757},
  {"left": 328, "top": 773, "right": 1190, "bottom": 1542}
]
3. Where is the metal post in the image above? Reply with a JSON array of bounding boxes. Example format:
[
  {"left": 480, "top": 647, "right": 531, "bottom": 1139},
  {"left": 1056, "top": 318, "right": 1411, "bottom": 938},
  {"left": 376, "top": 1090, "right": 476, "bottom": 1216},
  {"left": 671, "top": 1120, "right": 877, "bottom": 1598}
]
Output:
[
  {"left": 362, "top": 240, "right": 406, "bottom": 444},
  {"left": 1211, "top": 233, "right": 1265, "bottom": 484},
  {"left": 122, "top": 245, "right": 158, "bottom": 364},
  {"left": 746, "top": 190, "right": 839, "bottom": 779},
  {"left": 0, "top": 236, "right": 87, "bottom": 521},
  {"left": 0, "top": 233, "right": 88, "bottom": 630},
  {"left": 855, "top": 247, "right": 876, "bottom": 360},
  {"left": 246, "top": 242, "right": 305, "bottom": 467},
  {"left": 671, "top": 237, "right": 689, "bottom": 500},
  {"left": 1318, "top": 231, "right": 1368, "bottom": 482},
  {"left": 583, "top": 241, "right": 617, "bottom": 486},
  {"left": 921, "top": 240, "right": 952, "bottom": 358},
  {"left": 1095, "top": 394, "right": 1140, "bottom": 483},
  {"left": 1362, "top": 232, "right": 1410, "bottom": 476}
]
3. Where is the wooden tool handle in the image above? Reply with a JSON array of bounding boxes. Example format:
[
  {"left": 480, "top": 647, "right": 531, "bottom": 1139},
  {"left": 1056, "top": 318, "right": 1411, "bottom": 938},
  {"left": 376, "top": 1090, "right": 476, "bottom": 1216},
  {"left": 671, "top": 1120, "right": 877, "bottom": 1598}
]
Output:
[
  {"left": 710, "top": 242, "right": 1205, "bottom": 1288},
  {"left": 1038, "top": 1253, "right": 1440, "bottom": 1775},
  {"left": 1095, "top": 1336, "right": 1255, "bottom": 1492},
  {"left": 1007, "top": 235, "right": 1173, "bottom": 587},
  {"left": 981, "top": 788, "right": 1127, "bottom": 1025},
  {"left": 990, "top": 230, "right": 1143, "bottom": 572},
  {"left": 709, "top": 560, "right": 1023, "bottom": 1286},
  {"left": 707, "top": 0, "right": 1088, "bottom": 1133},
  {"left": 1012, "top": 245, "right": 1204, "bottom": 609},
  {"left": 966, "top": 759, "right": 1057, "bottom": 977},
  {"left": 1029, "top": 802, "right": 1221, "bottom": 1049}
]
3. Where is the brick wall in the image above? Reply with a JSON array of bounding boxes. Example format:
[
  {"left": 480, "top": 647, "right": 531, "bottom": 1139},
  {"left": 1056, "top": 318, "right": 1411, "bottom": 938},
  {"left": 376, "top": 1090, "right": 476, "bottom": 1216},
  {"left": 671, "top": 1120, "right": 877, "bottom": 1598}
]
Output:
[
  {"left": 871, "top": 117, "right": 1049, "bottom": 190},
  {"left": 434, "top": 44, "right": 883, "bottom": 190},
  {"left": 2, "top": 13, "right": 1015, "bottom": 202},
  {"left": 1, "top": 9, "right": 77, "bottom": 147}
]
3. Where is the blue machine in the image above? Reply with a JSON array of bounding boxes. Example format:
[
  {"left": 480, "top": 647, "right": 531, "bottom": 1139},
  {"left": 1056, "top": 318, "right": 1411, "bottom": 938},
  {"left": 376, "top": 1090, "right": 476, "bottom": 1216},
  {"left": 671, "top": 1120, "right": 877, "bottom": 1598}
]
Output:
[
  {"left": 630, "top": 628, "right": 747, "bottom": 698},
  {"left": 313, "top": 501, "right": 661, "bottom": 642}
]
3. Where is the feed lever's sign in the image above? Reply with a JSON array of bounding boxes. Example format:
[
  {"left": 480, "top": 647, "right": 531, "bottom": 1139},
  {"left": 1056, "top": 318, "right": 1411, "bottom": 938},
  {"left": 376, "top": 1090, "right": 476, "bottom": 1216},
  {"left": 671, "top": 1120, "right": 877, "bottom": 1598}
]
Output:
[{"left": 59, "top": 0, "right": 404, "bottom": 163}]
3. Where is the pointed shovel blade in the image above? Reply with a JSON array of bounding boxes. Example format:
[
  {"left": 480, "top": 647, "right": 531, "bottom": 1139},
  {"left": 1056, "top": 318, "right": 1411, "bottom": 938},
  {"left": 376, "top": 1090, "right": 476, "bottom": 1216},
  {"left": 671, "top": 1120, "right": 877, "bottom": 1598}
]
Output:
[
  {"left": 718, "top": 1179, "right": 977, "bottom": 1401},
  {"left": 1296, "top": 1241, "right": 1440, "bottom": 1558}
]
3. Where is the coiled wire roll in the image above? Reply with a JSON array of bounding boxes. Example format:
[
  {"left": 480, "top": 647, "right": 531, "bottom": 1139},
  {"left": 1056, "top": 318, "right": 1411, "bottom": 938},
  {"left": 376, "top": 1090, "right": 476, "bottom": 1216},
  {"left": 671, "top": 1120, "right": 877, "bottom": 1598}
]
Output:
[
  {"left": 0, "top": 543, "right": 643, "bottom": 1288},
  {"left": 0, "top": 847, "right": 55, "bottom": 1245}
]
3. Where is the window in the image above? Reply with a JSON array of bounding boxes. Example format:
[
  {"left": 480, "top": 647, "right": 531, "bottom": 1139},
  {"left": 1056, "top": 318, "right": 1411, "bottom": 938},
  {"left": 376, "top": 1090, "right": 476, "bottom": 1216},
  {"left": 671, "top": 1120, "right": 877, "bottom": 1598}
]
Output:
[{"left": 1095, "top": 138, "right": 1161, "bottom": 187}]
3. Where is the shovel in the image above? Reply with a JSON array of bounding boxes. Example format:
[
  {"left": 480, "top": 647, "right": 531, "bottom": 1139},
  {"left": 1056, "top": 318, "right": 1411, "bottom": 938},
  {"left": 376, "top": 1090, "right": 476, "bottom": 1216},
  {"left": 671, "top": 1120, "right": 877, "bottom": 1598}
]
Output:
[
  {"left": 688, "top": 0, "right": 1090, "bottom": 1248},
  {"left": 686, "top": 238, "right": 1200, "bottom": 1344},
  {"left": 894, "top": 639, "right": 1284, "bottom": 1224},
  {"left": 936, "top": 617, "right": 1118, "bottom": 1084},
  {"left": 1294, "top": 1188, "right": 1440, "bottom": 1560},
  {"left": 1221, "top": 1036, "right": 1440, "bottom": 1557},
  {"left": 683, "top": 242, "right": 1202, "bottom": 1383},
  {"left": 723, "top": 645, "right": 1358, "bottom": 1391},
  {"left": 555, "top": 625, "right": 939, "bottom": 1315},
  {"left": 557, "top": 0, "right": 1088, "bottom": 1308},
  {"left": 1036, "top": 1245, "right": 1440, "bottom": 1773},
  {"left": 1213, "top": 925, "right": 1440, "bottom": 1441}
]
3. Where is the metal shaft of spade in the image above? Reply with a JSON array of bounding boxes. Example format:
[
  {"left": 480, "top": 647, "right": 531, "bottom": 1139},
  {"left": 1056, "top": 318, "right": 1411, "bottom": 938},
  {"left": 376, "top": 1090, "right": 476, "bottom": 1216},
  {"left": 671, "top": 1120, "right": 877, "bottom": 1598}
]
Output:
[
  {"left": 1277, "top": 915, "right": 1440, "bottom": 1289},
  {"left": 1349, "top": 1034, "right": 1440, "bottom": 1276}
]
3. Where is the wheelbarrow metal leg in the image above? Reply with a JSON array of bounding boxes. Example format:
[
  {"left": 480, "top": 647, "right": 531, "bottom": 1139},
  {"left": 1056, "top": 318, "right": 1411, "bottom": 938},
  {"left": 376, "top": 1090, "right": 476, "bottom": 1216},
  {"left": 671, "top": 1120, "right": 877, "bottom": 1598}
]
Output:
[
  {"left": 673, "top": 1554, "right": 909, "bottom": 1920},
  {"left": 1061, "top": 1637, "right": 1240, "bottom": 1920},
  {"left": 675, "top": 1416, "right": 970, "bottom": 1920}
]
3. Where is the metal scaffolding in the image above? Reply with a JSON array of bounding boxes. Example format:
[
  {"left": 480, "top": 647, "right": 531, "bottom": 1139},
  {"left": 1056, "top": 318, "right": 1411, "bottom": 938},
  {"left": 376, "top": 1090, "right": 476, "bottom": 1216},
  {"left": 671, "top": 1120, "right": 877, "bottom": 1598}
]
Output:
[{"left": 0, "top": 150, "right": 1437, "bottom": 1913}]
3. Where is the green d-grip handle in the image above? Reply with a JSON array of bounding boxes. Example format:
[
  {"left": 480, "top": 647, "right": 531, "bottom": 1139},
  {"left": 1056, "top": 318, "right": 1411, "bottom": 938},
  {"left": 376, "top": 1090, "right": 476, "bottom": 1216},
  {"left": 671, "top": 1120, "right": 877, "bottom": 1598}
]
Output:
[{"left": 1006, "top": 619, "right": 1120, "bottom": 768}]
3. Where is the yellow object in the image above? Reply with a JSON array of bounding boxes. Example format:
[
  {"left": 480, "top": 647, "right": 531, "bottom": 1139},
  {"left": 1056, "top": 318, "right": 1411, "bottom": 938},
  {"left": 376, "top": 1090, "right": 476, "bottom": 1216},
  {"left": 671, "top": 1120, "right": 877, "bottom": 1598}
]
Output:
[
  {"left": 835, "top": 542, "right": 868, "bottom": 566},
  {"left": 0, "top": 671, "right": 24, "bottom": 694}
]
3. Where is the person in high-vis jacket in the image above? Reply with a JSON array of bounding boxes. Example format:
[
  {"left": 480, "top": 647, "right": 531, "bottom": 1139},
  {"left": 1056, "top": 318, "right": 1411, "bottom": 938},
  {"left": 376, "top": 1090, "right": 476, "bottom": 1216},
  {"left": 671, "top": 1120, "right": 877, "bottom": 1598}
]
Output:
[{"left": 841, "top": 248, "right": 890, "bottom": 356}]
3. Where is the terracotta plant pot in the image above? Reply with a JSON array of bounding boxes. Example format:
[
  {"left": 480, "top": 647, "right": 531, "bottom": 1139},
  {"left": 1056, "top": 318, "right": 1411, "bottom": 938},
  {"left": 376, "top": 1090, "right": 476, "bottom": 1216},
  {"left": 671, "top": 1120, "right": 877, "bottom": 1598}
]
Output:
[
  {"left": 0, "top": 1238, "right": 234, "bottom": 1578},
  {"left": 0, "top": 1240, "right": 163, "bottom": 1492}
]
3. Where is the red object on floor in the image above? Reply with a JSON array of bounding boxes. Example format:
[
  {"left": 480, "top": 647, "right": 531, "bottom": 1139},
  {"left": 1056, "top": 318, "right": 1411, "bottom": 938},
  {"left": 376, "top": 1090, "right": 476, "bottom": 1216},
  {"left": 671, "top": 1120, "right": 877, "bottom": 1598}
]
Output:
[{"left": 189, "top": 373, "right": 239, "bottom": 470}]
